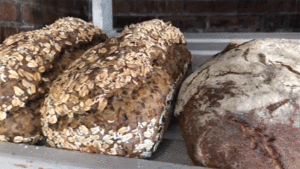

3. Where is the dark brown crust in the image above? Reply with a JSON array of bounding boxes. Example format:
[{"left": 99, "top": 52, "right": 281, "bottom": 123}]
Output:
[
  {"left": 41, "top": 19, "right": 192, "bottom": 157},
  {"left": 179, "top": 92, "right": 281, "bottom": 169},
  {"left": 176, "top": 39, "right": 300, "bottom": 169},
  {"left": 0, "top": 17, "right": 108, "bottom": 143}
]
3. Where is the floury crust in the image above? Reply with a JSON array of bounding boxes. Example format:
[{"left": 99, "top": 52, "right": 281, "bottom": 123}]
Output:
[{"left": 176, "top": 38, "right": 300, "bottom": 169}]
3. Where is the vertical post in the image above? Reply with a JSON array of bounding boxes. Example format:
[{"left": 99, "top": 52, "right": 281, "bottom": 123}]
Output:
[{"left": 92, "top": 0, "right": 115, "bottom": 37}]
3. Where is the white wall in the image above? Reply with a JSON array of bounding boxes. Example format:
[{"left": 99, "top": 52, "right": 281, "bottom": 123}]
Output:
[{"left": 92, "top": 0, "right": 115, "bottom": 37}]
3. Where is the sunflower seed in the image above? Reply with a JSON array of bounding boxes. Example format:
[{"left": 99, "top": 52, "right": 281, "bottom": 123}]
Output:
[
  {"left": 0, "top": 111, "right": 7, "bottom": 120},
  {"left": 97, "top": 97, "right": 107, "bottom": 112},
  {"left": 117, "top": 127, "right": 128, "bottom": 134},
  {"left": 13, "top": 136, "right": 24, "bottom": 143},
  {"left": 14, "top": 86, "right": 24, "bottom": 96},
  {"left": 49, "top": 115, "right": 58, "bottom": 124}
]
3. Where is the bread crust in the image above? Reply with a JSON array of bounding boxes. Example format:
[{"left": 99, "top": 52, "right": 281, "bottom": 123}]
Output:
[
  {"left": 41, "top": 19, "right": 192, "bottom": 157},
  {"left": 0, "top": 17, "right": 108, "bottom": 143},
  {"left": 176, "top": 38, "right": 300, "bottom": 169}
]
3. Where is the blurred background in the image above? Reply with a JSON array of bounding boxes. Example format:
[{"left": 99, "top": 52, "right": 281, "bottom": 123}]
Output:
[{"left": 0, "top": 0, "right": 300, "bottom": 43}]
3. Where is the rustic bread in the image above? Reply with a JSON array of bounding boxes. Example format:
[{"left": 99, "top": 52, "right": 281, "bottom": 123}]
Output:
[
  {"left": 40, "top": 19, "right": 192, "bottom": 158},
  {"left": 0, "top": 17, "right": 108, "bottom": 143},
  {"left": 175, "top": 38, "right": 300, "bottom": 169}
]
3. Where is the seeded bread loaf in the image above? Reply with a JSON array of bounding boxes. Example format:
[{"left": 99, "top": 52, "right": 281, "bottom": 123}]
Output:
[
  {"left": 0, "top": 17, "right": 108, "bottom": 143},
  {"left": 175, "top": 38, "right": 300, "bottom": 169},
  {"left": 40, "top": 19, "right": 192, "bottom": 158}
]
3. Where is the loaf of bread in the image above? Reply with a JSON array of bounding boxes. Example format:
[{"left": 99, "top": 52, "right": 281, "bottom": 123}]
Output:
[
  {"left": 175, "top": 38, "right": 300, "bottom": 169},
  {"left": 40, "top": 19, "right": 192, "bottom": 158},
  {"left": 0, "top": 17, "right": 108, "bottom": 143}
]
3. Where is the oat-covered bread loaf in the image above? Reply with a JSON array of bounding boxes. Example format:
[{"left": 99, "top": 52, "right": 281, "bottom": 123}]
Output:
[
  {"left": 0, "top": 17, "right": 108, "bottom": 143},
  {"left": 175, "top": 38, "right": 300, "bottom": 169},
  {"left": 40, "top": 19, "right": 192, "bottom": 158}
]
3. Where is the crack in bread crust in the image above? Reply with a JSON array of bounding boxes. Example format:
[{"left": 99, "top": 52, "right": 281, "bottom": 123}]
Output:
[
  {"left": 177, "top": 38, "right": 300, "bottom": 169},
  {"left": 225, "top": 115, "right": 284, "bottom": 169}
]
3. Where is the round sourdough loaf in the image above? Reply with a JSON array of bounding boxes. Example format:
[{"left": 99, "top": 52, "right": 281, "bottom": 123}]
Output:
[
  {"left": 40, "top": 19, "right": 192, "bottom": 158},
  {"left": 175, "top": 38, "right": 300, "bottom": 169},
  {"left": 0, "top": 17, "right": 108, "bottom": 144}
]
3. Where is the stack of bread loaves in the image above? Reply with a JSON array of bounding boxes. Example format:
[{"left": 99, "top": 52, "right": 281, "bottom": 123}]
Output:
[
  {"left": 0, "top": 17, "right": 108, "bottom": 144},
  {"left": 40, "top": 19, "right": 192, "bottom": 158},
  {"left": 176, "top": 39, "right": 300, "bottom": 169}
]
